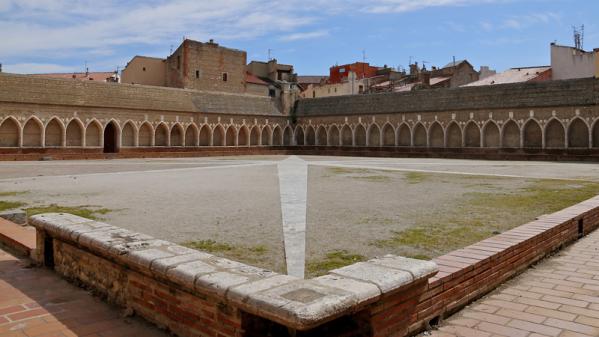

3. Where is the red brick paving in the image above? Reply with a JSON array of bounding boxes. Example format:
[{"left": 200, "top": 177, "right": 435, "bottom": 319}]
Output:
[
  {"left": 429, "top": 229, "right": 599, "bottom": 337},
  {"left": 0, "top": 248, "right": 168, "bottom": 337}
]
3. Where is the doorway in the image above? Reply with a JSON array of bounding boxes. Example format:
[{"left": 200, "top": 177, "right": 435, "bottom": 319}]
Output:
[{"left": 103, "top": 122, "right": 118, "bottom": 153}]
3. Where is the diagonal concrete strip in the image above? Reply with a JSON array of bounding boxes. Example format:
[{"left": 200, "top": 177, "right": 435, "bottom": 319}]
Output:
[{"left": 277, "top": 156, "right": 308, "bottom": 279}]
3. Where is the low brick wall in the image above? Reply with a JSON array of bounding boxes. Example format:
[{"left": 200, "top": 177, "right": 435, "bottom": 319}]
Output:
[
  {"left": 409, "top": 195, "right": 599, "bottom": 334},
  {"left": 2, "top": 146, "right": 599, "bottom": 162},
  {"left": 30, "top": 214, "right": 437, "bottom": 337},
  {"left": 28, "top": 195, "right": 599, "bottom": 336}
]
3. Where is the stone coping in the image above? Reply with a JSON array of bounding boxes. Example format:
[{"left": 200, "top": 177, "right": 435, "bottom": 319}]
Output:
[{"left": 29, "top": 213, "right": 437, "bottom": 331}]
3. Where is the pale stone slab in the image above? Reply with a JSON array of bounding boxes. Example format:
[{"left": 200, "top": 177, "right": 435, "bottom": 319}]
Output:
[
  {"left": 314, "top": 274, "right": 381, "bottom": 304},
  {"left": 151, "top": 252, "right": 212, "bottom": 275},
  {"left": 166, "top": 260, "right": 216, "bottom": 289},
  {"left": 369, "top": 255, "right": 438, "bottom": 279},
  {"left": 227, "top": 274, "right": 298, "bottom": 304},
  {"left": 330, "top": 262, "right": 413, "bottom": 293},
  {"left": 277, "top": 156, "right": 308, "bottom": 279},
  {"left": 195, "top": 271, "right": 250, "bottom": 296}
]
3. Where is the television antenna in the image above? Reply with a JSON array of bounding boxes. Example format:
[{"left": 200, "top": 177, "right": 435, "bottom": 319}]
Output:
[{"left": 573, "top": 25, "right": 584, "bottom": 50}]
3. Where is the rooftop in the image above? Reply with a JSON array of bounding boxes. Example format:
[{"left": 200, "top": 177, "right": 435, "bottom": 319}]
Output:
[{"left": 463, "top": 66, "right": 551, "bottom": 87}]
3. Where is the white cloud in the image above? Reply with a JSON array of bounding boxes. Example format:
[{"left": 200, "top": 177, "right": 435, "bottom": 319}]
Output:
[
  {"left": 363, "top": 0, "right": 507, "bottom": 14},
  {"left": 3, "top": 63, "right": 77, "bottom": 74},
  {"left": 279, "top": 30, "right": 329, "bottom": 42}
]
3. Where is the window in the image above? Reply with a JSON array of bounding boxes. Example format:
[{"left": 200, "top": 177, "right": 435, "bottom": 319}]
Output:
[
  {"left": 359, "top": 85, "right": 364, "bottom": 94},
  {"left": 143, "top": 67, "right": 146, "bottom": 72},
  {"left": 334, "top": 88, "right": 337, "bottom": 93},
  {"left": 196, "top": 70, "right": 200, "bottom": 79},
  {"left": 339, "top": 68, "right": 346, "bottom": 73},
  {"left": 177, "top": 55, "right": 181, "bottom": 70},
  {"left": 269, "top": 89, "right": 276, "bottom": 97},
  {"left": 222, "top": 73, "right": 228, "bottom": 82},
  {"left": 312, "top": 91, "right": 316, "bottom": 98}
]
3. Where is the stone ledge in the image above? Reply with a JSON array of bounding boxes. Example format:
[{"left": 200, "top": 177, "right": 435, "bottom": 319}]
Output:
[{"left": 29, "top": 213, "right": 437, "bottom": 331}]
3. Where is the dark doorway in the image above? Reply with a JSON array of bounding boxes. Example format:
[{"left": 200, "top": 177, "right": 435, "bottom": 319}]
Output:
[{"left": 103, "top": 122, "right": 118, "bottom": 153}]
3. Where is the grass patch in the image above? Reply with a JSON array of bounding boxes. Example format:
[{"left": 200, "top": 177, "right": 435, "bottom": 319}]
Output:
[
  {"left": 184, "top": 240, "right": 234, "bottom": 252},
  {"left": 0, "top": 191, "right": 28, "bottom": 197},
  {"left": 0, "top": 201, "right": 26, "bottom": 212},
  {"left": 354, "top": 175, "right": 391, "bottom": 182},
  {"left": 306, "top": 250, "right": 366, "bottom": 277},
  {"left": 404, "top": 172, "right": 428, "bottom": 184},
  {"left": 183, "top": 240, "right": 272, "bottom": 270},
  {"left": 374, "top": 179, "right": 599, "bottom": 258},
  {"left": 326, "top": 167, "right": 371, "bottom": 175},
  {"left": 25, "top": 204, "right": 112, "bottom": 220}
]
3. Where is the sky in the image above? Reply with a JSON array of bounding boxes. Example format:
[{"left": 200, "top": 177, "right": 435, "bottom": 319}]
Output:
[{"left": 0, "top": 0, "right": 598, "bottom": 76}]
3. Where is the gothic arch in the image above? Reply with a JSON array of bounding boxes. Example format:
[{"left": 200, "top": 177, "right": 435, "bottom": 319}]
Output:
[
  {"left": 398, "top": 123, "right": 411, "bottom": 146},
  {"left": 85, "top": 120, "right": 102, "bottom": 147},
  {"left": 45, "top": 117, "right": 64, "bottom": 147},
  {"left": 22, "top": 117, "right": 43, "bottom": 147},
  {"left": 413, "top": 123, "right": 427, "bottom": 147},
  {"left": 446, "top": 122, "right": 462, "bottom": 148},
  {"left": 544, "top": 118, "right": 565, "bottom": 148},
  {"left": 260, "top": 125, "right": 271, "bottom": 146},
  {"left": 121, "top": 121, "right": 137, "bottom": 147},
  {"left": 502, "top": 120, "right": 520, "bottom": 148},
  {"left": 170, "top": 124, "right": 184, "bottom": 147},
  {"left": 428, "top": 122, "right": 444, "bottom": 147},
  {"left": 199, "top": 124, "right": 211, "bottom": 146},
  {"left": 329, "top": 125, "right": 340, "bottom": 146},
  {"left": 0, "top": 117, "right": 20, "bottom": 147},
  {"left": 103, "top": 120, "right": 120, "bottom": 153},
  {"left": 523, "top": 119, "right": 542, "bottom": 148},
  {"left": 295, "top": 126, "right": 305, "bottom": 145},
  {"left": 306, "top": 126, "right": 316, "bottom": 145},
  {"left": 382, "top": 123, "right": 395, "bottom": 146},
  {"left": 367, "top": 123, "right": 381, "bottom": 147},
  {"left": 185, "top": 124, "right": 198, "bottom": 147},
  {"left": 138, "top": 122, "right": 153, "bottom": 146},
  {"left": 464, "top": 121, "right": 481, "bottom": 147},
  {"left": 225, "top": 125, "right": 237, "bottom": 146},
  {"left": 238, "top": 125, "right": 249, "bottom": 146},
  {"left": 568, "top": 118, "right": 589, "bottom": 148},
  {"left": 250, "top": 125, "right": 261, "bottom": 146},
  {"left": 354, "top": 124, "right": 367, "bottom": 146},
  {"left": 154, "top": 123, "right": 169, "bottom": 147},
  {"left": 482, "top": 121, "right": 500, "bottom": 148},
  {"left": 593, "top": 120, "right": 599, "bottom": 148},
  {"left": 213, "top": 125, "right": 225, "bottom": 146},
  {"left": 65, "top": 119, "right": 84, "bottom": 147},
  {"left": 272, "top": 125, "right": 282, "bottom": 146},
  {"left": 316, "top": 126, "right": 327, "bottom": 145},
  {"left": 283, "top": 126, "right": 293, "bottom": 145},
  {"left": 341, "top": 124, "right": 352, "bottom": 146}
]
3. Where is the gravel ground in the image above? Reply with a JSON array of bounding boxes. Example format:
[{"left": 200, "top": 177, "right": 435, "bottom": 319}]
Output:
[{"left": 1, "top": 155, "right": 598, "bottom": 275}]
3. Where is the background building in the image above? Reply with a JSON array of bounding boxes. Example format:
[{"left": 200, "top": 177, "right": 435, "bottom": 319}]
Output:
[{"left": 121, "top": 56, "right": 166, "bottom": 86}]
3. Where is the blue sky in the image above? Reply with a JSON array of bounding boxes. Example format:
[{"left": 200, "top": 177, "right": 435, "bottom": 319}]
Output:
[{"left": 1, "top": 0, "right": 597, "bottom": 75}]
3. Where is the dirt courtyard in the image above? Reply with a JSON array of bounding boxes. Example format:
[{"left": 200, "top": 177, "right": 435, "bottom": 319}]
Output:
[{"left": 1, "top": 155, "right": 599, "bottom": 277}]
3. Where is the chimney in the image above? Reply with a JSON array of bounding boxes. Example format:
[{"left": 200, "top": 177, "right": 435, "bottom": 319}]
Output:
[
  {"left": 409, "top": 62, "right": 419, "bottom": 76},
  {"left": 86, "top": 67, "right": 89, "bottom": 76},
  {"left": 421, "top": 71, "right": 431, "bottom": 86},
  {"left": 0, "top": 63, "right": 2, "bottom": 73}
]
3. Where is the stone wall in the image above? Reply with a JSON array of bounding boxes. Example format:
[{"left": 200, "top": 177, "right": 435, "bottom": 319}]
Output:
[
  {"left": 295, "top": 78, "right": 598, "bottom": 116},
  {"left": 30, "top": 213, "right": 437, "bottom": 337},
  {"left": 2, "top": 74, "right": 599, "bottom": 159}
]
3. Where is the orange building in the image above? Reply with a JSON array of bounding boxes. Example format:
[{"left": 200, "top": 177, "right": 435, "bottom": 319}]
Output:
[{"left": 328, "top": 62, "right": 379, "bottom": 84}]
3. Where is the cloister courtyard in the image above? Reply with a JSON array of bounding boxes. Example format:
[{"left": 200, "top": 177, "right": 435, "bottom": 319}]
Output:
[{"left": 2, "top": 155, "right": 599, "bottom": 277}]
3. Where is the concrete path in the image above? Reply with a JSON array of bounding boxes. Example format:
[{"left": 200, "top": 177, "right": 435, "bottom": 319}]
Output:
[
  {"left": 429, "top": 228, "right": 599, "bottom": 337},
  {"left": 277, "top": 156, "right": 308, "bottom": 278},
  {"left": 0, "top": 247, "right": 168, "bottom": 337}
]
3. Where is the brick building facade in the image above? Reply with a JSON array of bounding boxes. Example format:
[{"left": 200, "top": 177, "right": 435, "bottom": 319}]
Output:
[{"left": 166, "top": 39, "right": 247, "bottom": 93}]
